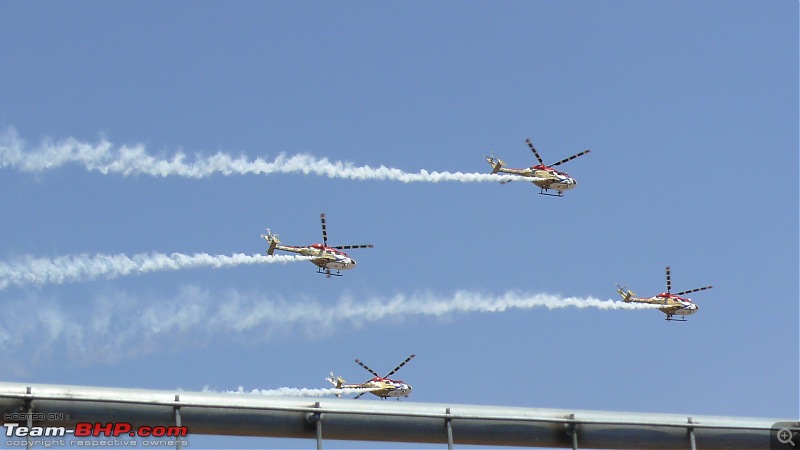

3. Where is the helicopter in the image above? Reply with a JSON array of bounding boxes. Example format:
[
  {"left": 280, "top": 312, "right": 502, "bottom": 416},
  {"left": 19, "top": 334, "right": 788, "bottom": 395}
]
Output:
[
  {"left": 485, "top": 138, "right": 591, "bottom": 196},
  {"left": 616, "top": 266, "right": 713, "bottom": 321},
  {"left": 261, "top": 213, "right": 373, "bottom": 278},
  {"left": 326, "top": 354, "right": 415, "bottom": 400}
]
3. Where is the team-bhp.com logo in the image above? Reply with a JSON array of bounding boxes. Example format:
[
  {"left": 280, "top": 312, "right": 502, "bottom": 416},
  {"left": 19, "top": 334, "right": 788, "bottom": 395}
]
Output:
[{"left": 4, "top": 422, "right": 188, "bottom": 438}]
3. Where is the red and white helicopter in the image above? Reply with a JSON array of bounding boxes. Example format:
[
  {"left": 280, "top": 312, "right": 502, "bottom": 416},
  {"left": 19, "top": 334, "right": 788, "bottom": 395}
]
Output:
[
  {"left": 326, "top": 354, "right": 415, "bottom": 400},
  {"left": 616, "top": 266, "right": 713, "bottom": 321},
  {"left": 261, "top": 213, "right": 373, "bottom": 278},
  {"left": 485, "top": 138, "right": 591, "bottom": 196}
]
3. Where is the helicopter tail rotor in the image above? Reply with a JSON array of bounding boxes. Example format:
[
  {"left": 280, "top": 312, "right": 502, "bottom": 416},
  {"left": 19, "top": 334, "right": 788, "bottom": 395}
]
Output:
[
  {"left": 615, "top": 284, "right": 634, "bottom": 302},
  {"left": 261, "top": 229, "right": 280, "bottom": 255},
  {"left": 325, "top": 372, "right": 346, "bottom": 397},
  {"left": 485, "top": 154, "right": 505, "bottom": 174}
]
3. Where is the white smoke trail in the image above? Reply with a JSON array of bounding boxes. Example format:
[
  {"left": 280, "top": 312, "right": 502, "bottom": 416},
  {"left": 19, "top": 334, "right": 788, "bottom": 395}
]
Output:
[
  {"left": 0, "top": 286, "right": 660, "bottom": 367},
  {"left": 207, "top": 386, "right": 375, "bottom": 397},
  {"left": 0, "top": 128, "right": 516, "bottom": 183},
  {"left": 0, "top": 252, "right": 311, "bottom": 290}
]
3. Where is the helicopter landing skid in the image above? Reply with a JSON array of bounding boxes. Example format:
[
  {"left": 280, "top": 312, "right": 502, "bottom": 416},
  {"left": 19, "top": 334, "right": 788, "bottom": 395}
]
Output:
[
  {"left": 538, "top": 190, "right": 564, "bottom": 197},
  {"left": 317, "top": 269, "right": 343, "bottom": 277}
]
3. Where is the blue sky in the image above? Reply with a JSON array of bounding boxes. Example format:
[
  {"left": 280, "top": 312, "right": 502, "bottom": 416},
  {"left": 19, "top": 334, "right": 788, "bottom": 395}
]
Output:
[{"left": 0, "top": 1, "right": 797, "bottom": 448}]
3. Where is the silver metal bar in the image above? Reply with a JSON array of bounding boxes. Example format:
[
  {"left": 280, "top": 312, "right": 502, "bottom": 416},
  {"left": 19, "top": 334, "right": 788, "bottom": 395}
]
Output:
[
  {"left": 566, "top": 413, "right": 579, "bottom": 450},
  {"left": 25, "top": 394, "right": 32, "bottom": 450},
  {"left": 306, "top": 401, "right": 323, "bottom": 450},
  {"left": 175, "top": 395, "right": 182, "bottom": 450},
  {"left": 445, "top": 407, "right": 454, "bottom": 450},
  {"left": 0, "top": 381, "right": 791, "bottom": 449}
]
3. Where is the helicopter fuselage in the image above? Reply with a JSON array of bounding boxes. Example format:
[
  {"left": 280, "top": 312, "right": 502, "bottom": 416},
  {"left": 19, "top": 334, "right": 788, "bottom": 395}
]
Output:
[
  {"left": 275, "top": 243, "right": 357, "bottom": 271},
  {"left": 649, "top": 293, "right": 700, "bottom": 317}
]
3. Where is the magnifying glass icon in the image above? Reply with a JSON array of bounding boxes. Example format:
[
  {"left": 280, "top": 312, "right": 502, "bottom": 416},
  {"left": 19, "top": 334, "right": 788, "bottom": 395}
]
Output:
[{"left": 778, "top": 428, "right": 795, "bottom": 447}]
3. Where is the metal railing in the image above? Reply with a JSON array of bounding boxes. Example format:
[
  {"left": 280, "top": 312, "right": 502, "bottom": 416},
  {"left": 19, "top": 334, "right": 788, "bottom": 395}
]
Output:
[{"left": 0, "top": 381, "right": 795, "bottom": 449}]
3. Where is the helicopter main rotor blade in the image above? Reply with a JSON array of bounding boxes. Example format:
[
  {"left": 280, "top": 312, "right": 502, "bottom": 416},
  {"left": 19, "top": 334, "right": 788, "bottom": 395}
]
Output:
[
  {"left": 550, "top": 149, "right": 591, "bottom": 167},
  {"left": 675, "top": 286, "right": 713, "bottom": 296},
  {"left": 665, "top": 266, "right": 672, "bottom": 293},
  {"left": 384, "top": 354, "right": 416, "bottom": 378},
  {"left": 355, "top": 359, "right": 380, "bottom": 378},
  {"left": 320, "top": 213, "right": 329, "bottom": 247},
  {"left": 353, "top": 392, "right": 366, "bottom": 400},
  {"left": 525, "top": 138, "right": 545, "bottom": 165},
  {"left": 334, "top": 244, "right": 374, "bottom": 250}
]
